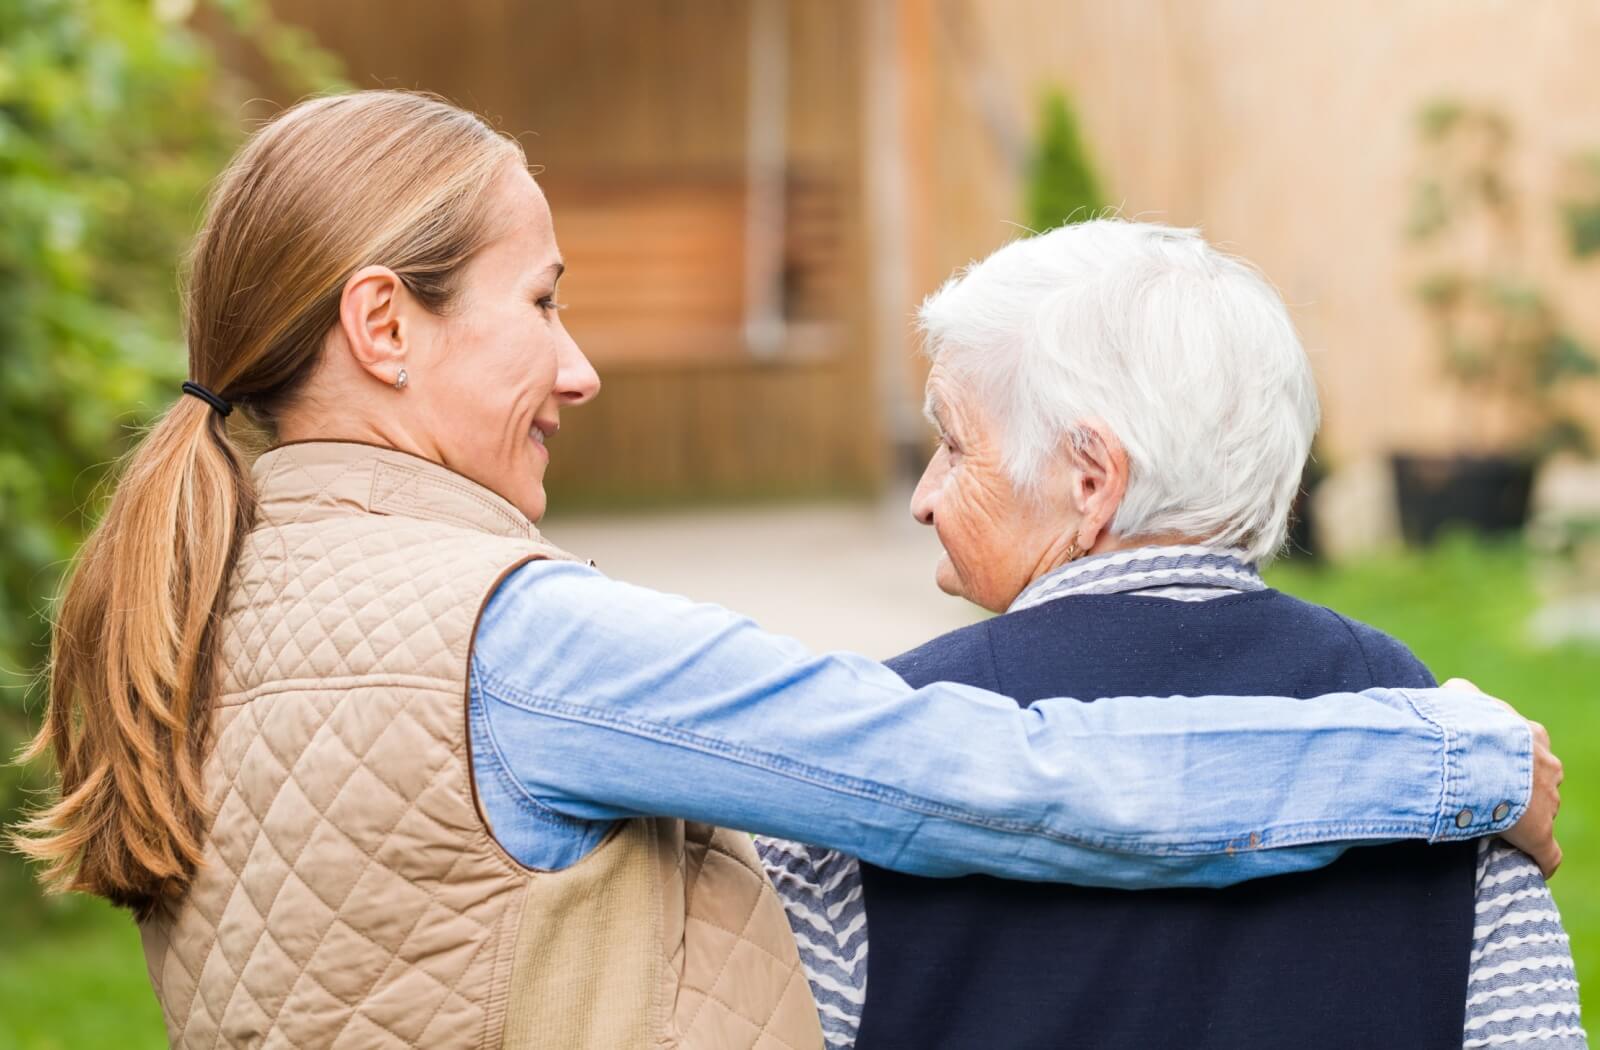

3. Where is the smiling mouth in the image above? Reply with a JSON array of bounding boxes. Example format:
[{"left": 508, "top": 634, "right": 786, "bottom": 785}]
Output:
[{"left": 529, "top": 421, "right": 560, "bottom": 459}]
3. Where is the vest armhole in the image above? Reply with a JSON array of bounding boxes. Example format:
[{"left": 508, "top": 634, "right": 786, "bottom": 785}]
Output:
[
  {"left": 463, "top": 552, "right": 634, "bottom": 881},
  {"left": 464, "top": 554, "right": 555, "bottom": 876}
]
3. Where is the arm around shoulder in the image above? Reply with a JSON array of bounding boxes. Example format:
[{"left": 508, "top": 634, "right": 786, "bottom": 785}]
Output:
[{"left": 470, "top": 561, "right": 1541, "bottom": 886}]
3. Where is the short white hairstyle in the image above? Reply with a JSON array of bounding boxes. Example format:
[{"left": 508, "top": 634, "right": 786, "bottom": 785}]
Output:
[{"left": 919, "top": 219, "right": 1320, "bottom": 564}]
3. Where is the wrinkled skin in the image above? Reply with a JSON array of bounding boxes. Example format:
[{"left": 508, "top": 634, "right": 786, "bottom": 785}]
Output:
[{"left": 909, "top": 363, "right": 1129, "bottom": 613}]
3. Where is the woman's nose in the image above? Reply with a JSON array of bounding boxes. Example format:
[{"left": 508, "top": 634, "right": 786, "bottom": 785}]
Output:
[
  {"left": 556, "top": 335, "right": 601, "bottom": 405},
  {"left": 909, "top": 449, "right": 945, "bottom": 525}
]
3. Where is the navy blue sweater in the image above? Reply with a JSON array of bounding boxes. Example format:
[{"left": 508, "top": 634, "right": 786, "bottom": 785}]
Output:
[{"left": 857, "top": 589, "right": 1477, "bottom": 1050}]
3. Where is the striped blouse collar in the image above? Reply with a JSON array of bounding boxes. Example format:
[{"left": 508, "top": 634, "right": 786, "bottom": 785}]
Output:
[{"left": 1007, "top": 544, "right": 1266, "bottom": 614}]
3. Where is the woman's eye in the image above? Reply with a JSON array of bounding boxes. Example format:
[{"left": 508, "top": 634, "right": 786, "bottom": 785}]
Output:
[{"left": 537, "top": 297, "right": 567, "bottom": 314}]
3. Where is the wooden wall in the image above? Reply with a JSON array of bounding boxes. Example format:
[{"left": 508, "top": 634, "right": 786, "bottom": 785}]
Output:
[
  {"left": 260, "top": 0, "right": 882, "bottom": 505},
  {"left": 227, "top": 1, "right": 1600, "bottom": 494}
]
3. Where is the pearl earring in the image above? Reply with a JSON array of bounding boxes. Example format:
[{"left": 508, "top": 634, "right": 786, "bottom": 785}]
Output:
[{"left": 394, "top": 368, "right": 408, "bottom": 390}]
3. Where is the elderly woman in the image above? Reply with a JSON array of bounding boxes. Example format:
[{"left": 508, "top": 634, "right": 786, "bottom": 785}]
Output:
[
  {"left": 15, "top": 94, "right": 1560, "bottom": 1050},
  {"left": 761, "top": 221, "right": 1583, "bottom": 1050}
]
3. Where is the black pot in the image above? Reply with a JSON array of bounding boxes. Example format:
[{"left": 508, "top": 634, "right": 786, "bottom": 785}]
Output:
[
  {"left": 1286, "top": 463, "right": 1325, "bottom": 560},
  {"left": 1390, "top": 453, "right": 1535, "bottom": 546}
]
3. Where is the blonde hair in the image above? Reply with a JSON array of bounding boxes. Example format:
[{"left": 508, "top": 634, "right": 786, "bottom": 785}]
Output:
[{"left": 11, "top": 91, "right": 524, "bottom": 915}]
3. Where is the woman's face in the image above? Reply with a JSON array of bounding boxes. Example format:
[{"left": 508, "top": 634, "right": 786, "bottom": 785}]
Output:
[
  {"left": 401, "top": 166, "right": 599, "bottom": 521},
  {"left": 910, "top": 366, "right": 1093, "bottom": 613}
]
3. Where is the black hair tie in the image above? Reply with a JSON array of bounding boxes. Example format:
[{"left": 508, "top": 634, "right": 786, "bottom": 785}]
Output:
[{"left": 181, "top": 381, "right": 233, "bottom": 418}]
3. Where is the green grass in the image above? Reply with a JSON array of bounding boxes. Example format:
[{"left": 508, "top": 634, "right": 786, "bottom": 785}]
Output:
[
  {"left": 1, "top": 537, "right": 1594, "bottom": 1043},
  {"left": 0, "top": 897, "right": 166, "bottom": 1050}
]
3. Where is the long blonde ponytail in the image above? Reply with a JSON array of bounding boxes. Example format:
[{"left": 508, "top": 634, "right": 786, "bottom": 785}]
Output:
[
  {"left": 11, "top": 91, "right": 524, "bottom": 914},
  {"left": 16, "top": 397, "right": 251, "bottom": 910}
]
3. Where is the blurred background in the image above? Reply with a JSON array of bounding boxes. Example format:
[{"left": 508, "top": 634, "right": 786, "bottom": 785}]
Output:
[{"left": 4, "top": 1, "right": 1600, "bottom": 1044}]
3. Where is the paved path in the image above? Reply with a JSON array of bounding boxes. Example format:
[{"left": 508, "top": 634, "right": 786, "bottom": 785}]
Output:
[{"left": 541, "top": 495, "right": 983, "bottom": 660}]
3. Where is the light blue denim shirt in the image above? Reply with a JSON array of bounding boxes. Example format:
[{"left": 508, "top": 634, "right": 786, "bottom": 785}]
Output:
[{"left": 467, "top": 558, "right": 1532, "bottom": 887}]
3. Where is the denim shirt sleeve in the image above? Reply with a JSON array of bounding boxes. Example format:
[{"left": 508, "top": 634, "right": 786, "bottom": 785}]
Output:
[{"left": 468, "top": 559, "right": 1533, "bottom": 889}]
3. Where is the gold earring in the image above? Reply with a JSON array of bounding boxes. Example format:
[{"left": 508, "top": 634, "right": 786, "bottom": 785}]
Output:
[{"left": 1065, "top": 541, "right": 1083, "bottom": 561}]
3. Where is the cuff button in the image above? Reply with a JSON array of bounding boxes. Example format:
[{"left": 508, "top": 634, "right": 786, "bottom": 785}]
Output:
[
  {"left": 1492, "top": 801, "right": 1511, "bottom": 823},
  {"left": 1455, "top": 808, "right": 1474, "bottom": 829}
]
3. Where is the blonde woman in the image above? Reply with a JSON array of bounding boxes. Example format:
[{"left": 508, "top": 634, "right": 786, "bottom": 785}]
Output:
[{"left": 15, "top": 92, "right": 1558, "bottom": 1050}]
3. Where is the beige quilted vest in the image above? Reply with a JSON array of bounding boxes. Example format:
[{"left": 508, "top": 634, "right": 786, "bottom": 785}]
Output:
[{"left": 139, "top": 441, "right": 823, "bottom": 1050}]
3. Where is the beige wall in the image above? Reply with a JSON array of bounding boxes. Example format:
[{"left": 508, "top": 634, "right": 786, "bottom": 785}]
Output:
[{"left": 922, "top": 0, "right": 1600, "bottom": 464}]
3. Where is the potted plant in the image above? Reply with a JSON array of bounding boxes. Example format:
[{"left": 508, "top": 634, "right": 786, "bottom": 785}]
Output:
[
  {"left": 1286, "top": 441, "right": 1329, "bottom": 561},
  {"left": 1395, "top": 100, "right": 1597, "bottom": 545},
  {"left": 1559, "top": 150, "right": 1600, "bottom": 259}
]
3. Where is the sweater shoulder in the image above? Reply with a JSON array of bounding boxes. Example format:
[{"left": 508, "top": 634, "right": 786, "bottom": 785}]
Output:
[
  {"left": 885, "top": 617, "right": 1001, "bottom": 691},
  {"left": 1266, "top": 591, "right": 1438, "bottom": 689}
]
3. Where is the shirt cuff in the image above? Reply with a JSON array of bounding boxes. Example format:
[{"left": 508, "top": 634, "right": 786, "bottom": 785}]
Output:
[{"left": 1401, "top": 687, "right": 1535, "bottom": 842}]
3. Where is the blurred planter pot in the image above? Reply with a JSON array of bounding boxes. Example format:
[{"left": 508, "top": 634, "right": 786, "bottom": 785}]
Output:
[
  {"left": 1391, "top": 453, "right": 1535, "bottom": 545},
  {"left": 1287, "top": 454, "right": 1329, "bottom": 560}
]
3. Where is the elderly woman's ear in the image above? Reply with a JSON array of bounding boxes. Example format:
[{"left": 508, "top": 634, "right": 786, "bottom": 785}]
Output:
[{"left": 1065, "top": 420, "right": 1129, "bottom": 554}]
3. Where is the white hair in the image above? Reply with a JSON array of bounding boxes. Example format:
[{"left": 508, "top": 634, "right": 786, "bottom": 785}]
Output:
[{"left": 918, "top": 219, "right": 1320, "bottom": 564}]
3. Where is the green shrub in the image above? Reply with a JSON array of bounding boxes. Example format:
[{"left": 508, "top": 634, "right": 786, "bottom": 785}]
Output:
[
  {"left": 1404, "top": 99, "right": 1598, "bottom": 460},
  {"left": 0, "top": 0, "right": 341, "bottom": 921},
  {"left": 1025, "top": 89, "right": 1106, "bottom": 232}
]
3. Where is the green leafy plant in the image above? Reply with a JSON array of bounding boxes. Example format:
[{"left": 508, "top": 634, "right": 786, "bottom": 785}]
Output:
[
  {"left": 1405, "top": 99, "right": 1598, "bottom": 460},
  {"left": 1560, "top": 151, "right": 1600, "bottom": 259},
  {"left": 1025, "top": 89, "right": 1106, "bottom": 232},
  {"left": 0, "top": 0, "right": 342, "bottom": 918}
]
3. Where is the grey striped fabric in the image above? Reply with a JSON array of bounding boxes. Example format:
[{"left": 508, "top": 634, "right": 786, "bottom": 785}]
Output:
[
  {"left": 1466, "top": 840, "right": 1587, "bottom": 1046},
  {"left": 1008, "top": 544, "right": 1267, "bottom": 611},
  {"left": 754, "top": 839, "right": 867, "bottom": 1046},
  {"left": 755, "top": 545, "right": 1587, "bottom": 1049}
]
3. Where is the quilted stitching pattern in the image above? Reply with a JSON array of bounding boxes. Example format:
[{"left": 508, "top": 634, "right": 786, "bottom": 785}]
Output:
[
  {"left": 141, "top": 443, "right": 823, "bottom": 1049},
  {"left": 672, "top": 827, "right": 824, "bottom": 1050},
  {"left": 143, "top": 445, "right": 558, "bottom": 1049}
]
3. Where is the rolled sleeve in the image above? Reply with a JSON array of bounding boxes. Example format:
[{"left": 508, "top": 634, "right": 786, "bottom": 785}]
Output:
[{"left": 1400, "top": 687, "right": 1533, "bottom": 841}]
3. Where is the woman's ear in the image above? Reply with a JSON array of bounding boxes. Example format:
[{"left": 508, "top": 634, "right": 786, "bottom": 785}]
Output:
[
  {"left": 336, "top": 265, "right": 410, "bottom": 387},
  {"left": 1068, "top": 419, "right": 1130, "bottom": 551}
]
